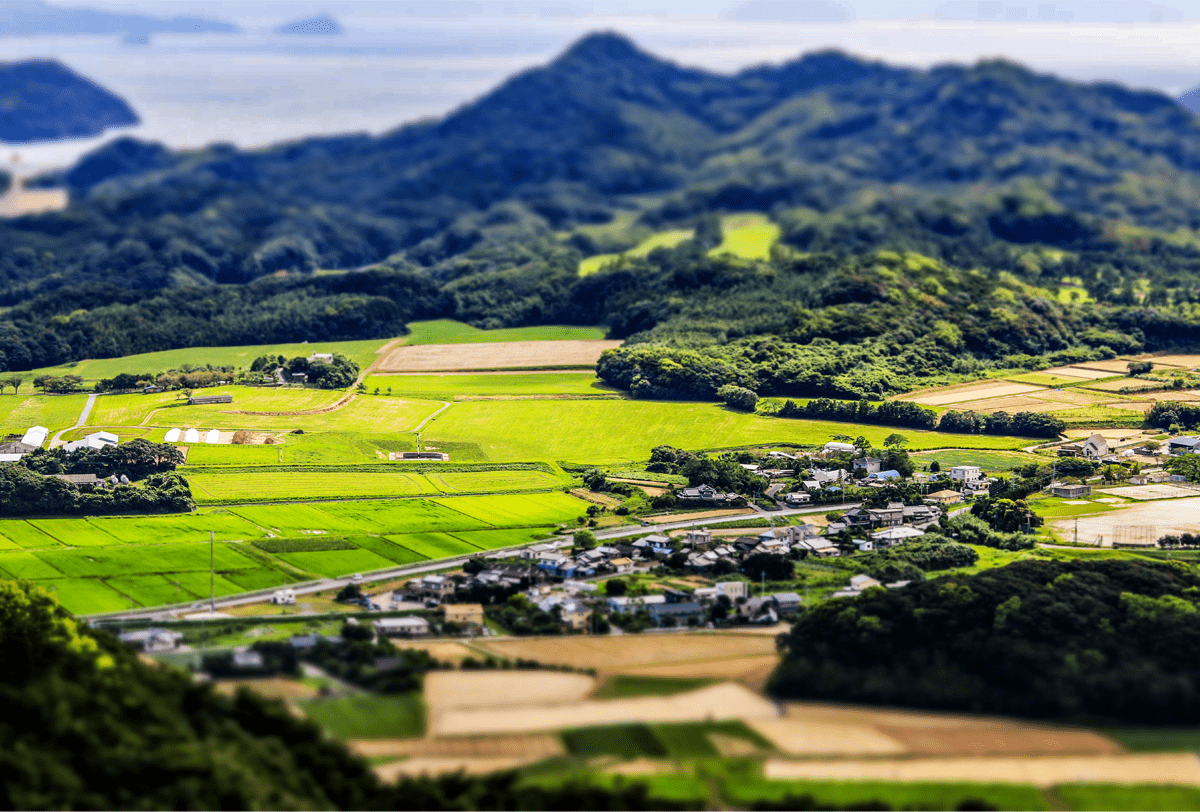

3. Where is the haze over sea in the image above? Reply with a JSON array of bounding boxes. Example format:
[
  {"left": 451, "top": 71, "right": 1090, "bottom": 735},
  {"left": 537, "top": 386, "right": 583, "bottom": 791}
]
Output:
[{"left": 6, "top": 0, "right": 1200, "bottom": 171}]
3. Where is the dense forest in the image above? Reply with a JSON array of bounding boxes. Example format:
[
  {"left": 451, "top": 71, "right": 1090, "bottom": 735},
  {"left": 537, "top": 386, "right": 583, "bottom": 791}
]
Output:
[
  {"left": 2, "top": 33, "right": 1200, "bottom": 402},
  {"left": 769, "top": 558, "right": 1200, "bottom": 723}
]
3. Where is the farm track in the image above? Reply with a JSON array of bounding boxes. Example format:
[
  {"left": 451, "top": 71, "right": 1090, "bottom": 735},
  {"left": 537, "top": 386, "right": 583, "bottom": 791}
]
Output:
[{"left": 49, "top": 393, "right": 97, "bottom": 448}]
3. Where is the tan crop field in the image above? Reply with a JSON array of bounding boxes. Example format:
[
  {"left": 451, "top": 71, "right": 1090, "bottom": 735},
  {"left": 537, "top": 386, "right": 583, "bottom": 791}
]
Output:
[
  {"left": 1073, "top": 358, "right": 1158, "bottom": 373},
  {"left": 763, "top": 752, "right": 1200, "bottom": 787},
  {"left": 1041, "top": 365, "right": 1120, "bottom": 380},
  {"left": 944, "top": 395, "right": 1062, "bottom": 414},
  {"left": 1148, "top": 354, "right": 1200, "bottom": 368},
  {"left": 425, "top": 671, "right": 596, "bottom": 711},
  {"left": 1082, "top": 377, "right": 1154, "bottom": 392},
  {"left": 907, "top": 382, "right": 1044, "bottom": 406},
  {"left": 1027, "top": 389, "right": 1113, "bottom": 406},
  {"left": 373, "top": 340, "right": 623, "bottom": 372},
  {"left": 350, "top": 732, "right": 564, "bottom": 760},
  {"left": 474, "top": 632, "right": 778, "bottom": 672},
  {"left": 431, "top": 681, "right": 777, "bottom": 736}
]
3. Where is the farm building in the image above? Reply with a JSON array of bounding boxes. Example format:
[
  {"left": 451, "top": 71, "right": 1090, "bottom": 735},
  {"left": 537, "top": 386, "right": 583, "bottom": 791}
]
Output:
[
  {"left": 1169, "top": 436, "right": 1200, "bottom": 455},
  {"left": 1050, "top": 483, "right": 1092, "bottom": 497},
  {"left": 866, "top": 469, "right": 902, "bottom": 481},
  {"left": 51, "top": 473, "right": 101, "bottom": 487},
  {"left": 0, "top": 440, "right": 36, "bottom": 463},
  {"left": 164, "top": 428, "right": 182, "bottom": 442},
  {"left": 853, "top": 457, "right": 882, "bottom": 474},
  {"left": 188, "top": 394, "right": 233, "bottom": 405},
  {"left": 375, "top": 616, "right": 430, "bottom": 637},
  {"left": 62, "top": 431, "right": 118, "bottom": 453},
  {"left": 406, "top": 575, "right": 455, "bottom": 600},
  {"left": 21, "top": 425, "right": 48, "bottom": 447},
  {"left": 648, "top": 601, "right": 703, "bottom": 626},
  {"left": 393, "top": 451, "right": 450, "bottom": 461}
]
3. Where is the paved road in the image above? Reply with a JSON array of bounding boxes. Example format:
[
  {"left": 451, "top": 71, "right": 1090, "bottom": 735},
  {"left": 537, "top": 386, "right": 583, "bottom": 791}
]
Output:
[
  {"left": 593, "top": 503, "right": 861, "bottom": 540},
  {"left": 49, "top": 393, "right": 97, "bottom": 448}
]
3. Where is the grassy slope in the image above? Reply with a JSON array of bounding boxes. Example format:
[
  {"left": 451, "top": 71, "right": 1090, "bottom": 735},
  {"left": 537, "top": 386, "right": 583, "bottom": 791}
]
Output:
[
  {"left": 0, "top": 393, "right": 91, "bottom": 434},
  {"left": 425, "top": 400, "right": 1029, "bottom": 463},
  {"left": 399, "top": 320, "right": 606, "bottom": 345},
  {"left": 27, "top": 337, "right": 391, "bottom": 381}
]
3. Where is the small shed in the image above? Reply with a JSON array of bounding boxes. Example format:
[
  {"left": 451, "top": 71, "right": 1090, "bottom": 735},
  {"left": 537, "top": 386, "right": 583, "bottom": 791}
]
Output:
[
  {"left": 1050, "top": 483, "right": 1091, "bottom": 498},
  {"left": 188, "top": 394, "right": 233, "bottom": 405},
  {"left": 375, "top": 616, "right": 430, "bottom": 637}
]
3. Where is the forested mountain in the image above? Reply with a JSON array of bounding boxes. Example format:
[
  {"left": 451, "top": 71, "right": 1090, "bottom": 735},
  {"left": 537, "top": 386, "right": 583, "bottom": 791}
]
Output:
[
  {"left": 0, "top": 59, "right": 138, "bottom": 142},
  {"left": 3, "top": 32, "right": 1200, "bottom": 387}
]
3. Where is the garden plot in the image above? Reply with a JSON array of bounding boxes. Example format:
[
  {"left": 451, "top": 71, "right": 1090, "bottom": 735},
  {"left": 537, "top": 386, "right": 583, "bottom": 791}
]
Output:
[
  {"left": 906, "top": 383, "right": 1045, "bottom": 407},
  {"left": 374, "top": 339, "right": 623, "bottom": 372},
  {"left": 431, "top": 681, "right": 777, "bottom": 737}
]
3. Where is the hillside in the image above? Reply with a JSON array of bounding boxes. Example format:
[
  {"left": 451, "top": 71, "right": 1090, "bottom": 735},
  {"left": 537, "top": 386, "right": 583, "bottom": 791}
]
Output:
[
  {"left": 0, "top": 59, "right": 139, "bottom": 142},
  {"left": 2, "top": 33, "right": 1200, "bottom": 387}
]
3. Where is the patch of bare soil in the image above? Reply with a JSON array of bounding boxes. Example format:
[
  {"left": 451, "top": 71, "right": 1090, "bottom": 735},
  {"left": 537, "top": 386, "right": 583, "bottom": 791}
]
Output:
[
  {"left": 350, "top": 733, "right": 564, "bottom": 760},
  {"left": 375, "top": 340, "right": 623, "bottom": 372},
  {"left": 211, "top": 677, "right": 318, "bottom": 701},
  {"left": 645, "top": 509, "right": 751, "bottom": 524},
  {"left": 570, "top": 488, "right": 623, "bottom": 506}
]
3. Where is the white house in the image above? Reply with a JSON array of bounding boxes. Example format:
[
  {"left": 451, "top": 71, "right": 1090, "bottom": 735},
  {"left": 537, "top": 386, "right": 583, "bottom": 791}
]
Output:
[
  {"left": 1083, "top": 433, "right": 1109, "bottom": 459},
  {"left": 949, "top": 465, "right": 982, "bottom": 482},
  {"left": 871, "top": 526, "right": 925, "bottom": 544},
  {"left": 375, "top": 616, "right": 430, "bottom": 637},
  {"left": 270, "top": 588, "right": 296, "bottom": 605}
]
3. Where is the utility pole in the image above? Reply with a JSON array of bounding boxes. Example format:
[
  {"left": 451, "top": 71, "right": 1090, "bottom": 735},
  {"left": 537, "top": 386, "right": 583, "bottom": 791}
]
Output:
[
  {"left": 1074, "top": 518, "right": 1078, "bottom": 546},
  {"left": 209, "top": 530, "right": 215, "bottom": 614}
]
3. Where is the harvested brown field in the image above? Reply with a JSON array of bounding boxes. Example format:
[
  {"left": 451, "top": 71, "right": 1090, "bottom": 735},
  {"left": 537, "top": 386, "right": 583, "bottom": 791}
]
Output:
[
  {"left": 763, "top": 752, "right": 1200, "bottom": 787},
  {"left": 621, "top": 654, "right": 781, "bottom": 693},
  {"left": 373, "top": 340, "right": 623, "bottom": 372},
  {"left": 1073, "top": 358, "right": 1157, "bottom": 374},
  {"left": 1129, "top": 390, "right": 1200, "bottom": 401},
  {"left": 1064, "top": 427, "right": 1158, "bottom": 442},
  {"left": 1041, "top": 365, "right": 1120, "bottom": 380},
  {"left": 425, "top": 671, "right": 596, "bottom": 712},
  {"left": 570, "top": 488, "right": 623, "bottom": 506},
  {"left": 393, "top": 641, "right": 479, "bottom": 663},
  {"left": 431, "top": 682, "right": 777, "bottom": 736},
  {"left": 1027, "top": 389, "right": 1113, "bottom": 406},
  {"left": 749, "top": 718, "right": 908, "bottom": 756},
  {"left": 350, "top": 733, "right": 564, "bottom": 760},
  {"left": 1148, "top": 354, "right": 1200, "bottom": 368},
  {"left": 1082, "top": 377, "right": 1157, "bottom": 392},
  {"left": 474, "top": 633, "right": 778, "bottom": 672},
  {"left": 942, "top": 395, "right": 1062, "bottom": 414},
  {"left": 907, "top": 382, "right": 1044, "bottom": 406}
]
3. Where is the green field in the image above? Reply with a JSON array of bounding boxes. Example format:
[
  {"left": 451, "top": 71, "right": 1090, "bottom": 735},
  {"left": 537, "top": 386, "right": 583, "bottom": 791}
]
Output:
[
  {"left": 708, "top": 213, "right": 781, "bottom": 260},
  {"left": 432, "top": 492, "right": 587, "bottom": 526},
  {"left": 35, "top": 542, "right": 259, "bottom": 578},
  {"left": 39, "top": 578, "right": 133, "bottom": 614},
  {"left": 276, "top": 548, "right": 398, "bottom": 578},
  {"left": 399, "top": 320, "right": 607, "bottom": 346},
  {"left": 425, "top": 400, "right": 1028, "bottom": 463},
  {"left": 592, "top": 675, "right": 719, "bottom": 699},
  {"left": 27, "top": 519, "right": 122, "bottom": 547},
  {"left": 913, "top": 448, "right": 1042, "bottom": 472},
  {"left": 447, "top": 527, "right": 553, "bottom": 549},
  {"left": 384, "top": 532, "right": 481, "bottom": 559},
  {"left": 300, "top": 692, "right": 426, "bottom": 738},
  {"left": 0, "top": 523, "right": 63, "bottom": 549},
  {"left": 0, "top": 393, "right": 90, "bottom": 435},
  {"left": 561, "top": 720, "right": 771, "bottom": 760},
  {"left": 359, "top": 372, "right": 616, "bottom": 400},
  {"left": 721, "top": 778, "right": 1049, "bottom": 811},
  {"left": 0, "top": 551, "right": 65, "bottom": 579},
  {"left": 1056, "top": 784, "right": 1200, "bottom": 811},
  {"left": 106, "top": 574, "right": 200, "bottom": 606},
  {"left": 188, "top": 471, "right": 439, "bottom": 503},
  {"left": 1005, "top": 372, "right": 1091, "bottom": 387},
  {"left": 27, "top": 337, "right": 391, "bottom": 382},
  {"left": 345, "top": 536, "right": 430, "bottom": 566}
]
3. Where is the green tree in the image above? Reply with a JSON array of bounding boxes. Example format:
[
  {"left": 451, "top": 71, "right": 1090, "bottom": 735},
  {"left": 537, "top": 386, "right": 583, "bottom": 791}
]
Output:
[
  {"left": 716, "top": 384, "right": 758, "bottom": 412},
  {"left": 573, "top": 529, "right": 597, "bottom": 550},
  {"left": 883, "top": 433, "right": 908, "bottom": 448}
]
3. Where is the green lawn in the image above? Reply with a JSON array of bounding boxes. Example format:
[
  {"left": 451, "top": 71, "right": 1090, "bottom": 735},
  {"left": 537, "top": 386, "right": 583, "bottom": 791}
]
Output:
[
  {"left": 399, "top": 320, "right": 607, "bottom": 345},
  {"left": 1056, "top": 784, "right": 1200, "bottom": 811},
  {"left": 1028, "top": 496, "right": 1129, "bottom": 519},
  {"left": 0, "top": 393, "right": 90, "bottom": 434},
  {"left": 359, "top": 372, "right": 617, "bottom": 401},
  {"left": 299, "top": 692, "right": 425, "bottom": 738},
  {"left": 27, "top": 337, "right": 391, "bottom": 382},
  {"left": 425, "top": 399, "right": 1029, "bottom": 464},
  {"left": 592, "top": 675, "right": 719, "bottom": 699}
]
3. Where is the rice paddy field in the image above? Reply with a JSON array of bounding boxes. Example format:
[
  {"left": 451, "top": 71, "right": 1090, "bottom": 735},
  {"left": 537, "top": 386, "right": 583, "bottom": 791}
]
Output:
[
  {"left": 359, "top": 372, "right": 617, "bottom": 400},
  {"left": 187, "top": 469, "right": 564, "bottom": 504}
]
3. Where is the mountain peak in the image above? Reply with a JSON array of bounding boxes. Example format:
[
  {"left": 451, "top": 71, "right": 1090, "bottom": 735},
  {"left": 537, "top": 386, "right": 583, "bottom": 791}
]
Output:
[{"left": 558, "top": 31, "right": 649, "bottom": 65}]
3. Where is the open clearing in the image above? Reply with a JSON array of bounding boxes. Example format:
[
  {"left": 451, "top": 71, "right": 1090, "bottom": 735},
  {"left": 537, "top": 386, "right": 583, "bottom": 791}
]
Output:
[
  {"left": 373, "top": 340, "right": 623, "bottom": 372},
  {"left": 1050, "top": 496, "right": 1200, "bottom": 545},
  {"left": 763, "top": 752, "right": 1200, "bottom": 787}
]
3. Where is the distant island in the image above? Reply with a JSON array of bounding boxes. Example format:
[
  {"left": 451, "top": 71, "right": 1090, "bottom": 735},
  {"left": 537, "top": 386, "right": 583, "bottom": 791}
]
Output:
[
  {"left": 0, "top": 0, "right": 236, "bottom": 35},
  {"left": 1180, "top": 85, "right": 1200, "bottom": 116},
  {"left": 275, "top": 15, "right": 342, "bottom": 35},
  {"left": 0, "top": 60, "right": 138, "bottom": 142}
]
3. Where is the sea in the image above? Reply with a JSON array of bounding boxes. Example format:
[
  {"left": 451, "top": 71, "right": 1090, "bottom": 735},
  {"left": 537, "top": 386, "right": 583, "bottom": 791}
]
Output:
[{"left": 3, "top": 8, "right": 1199, "bottom": 173}]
